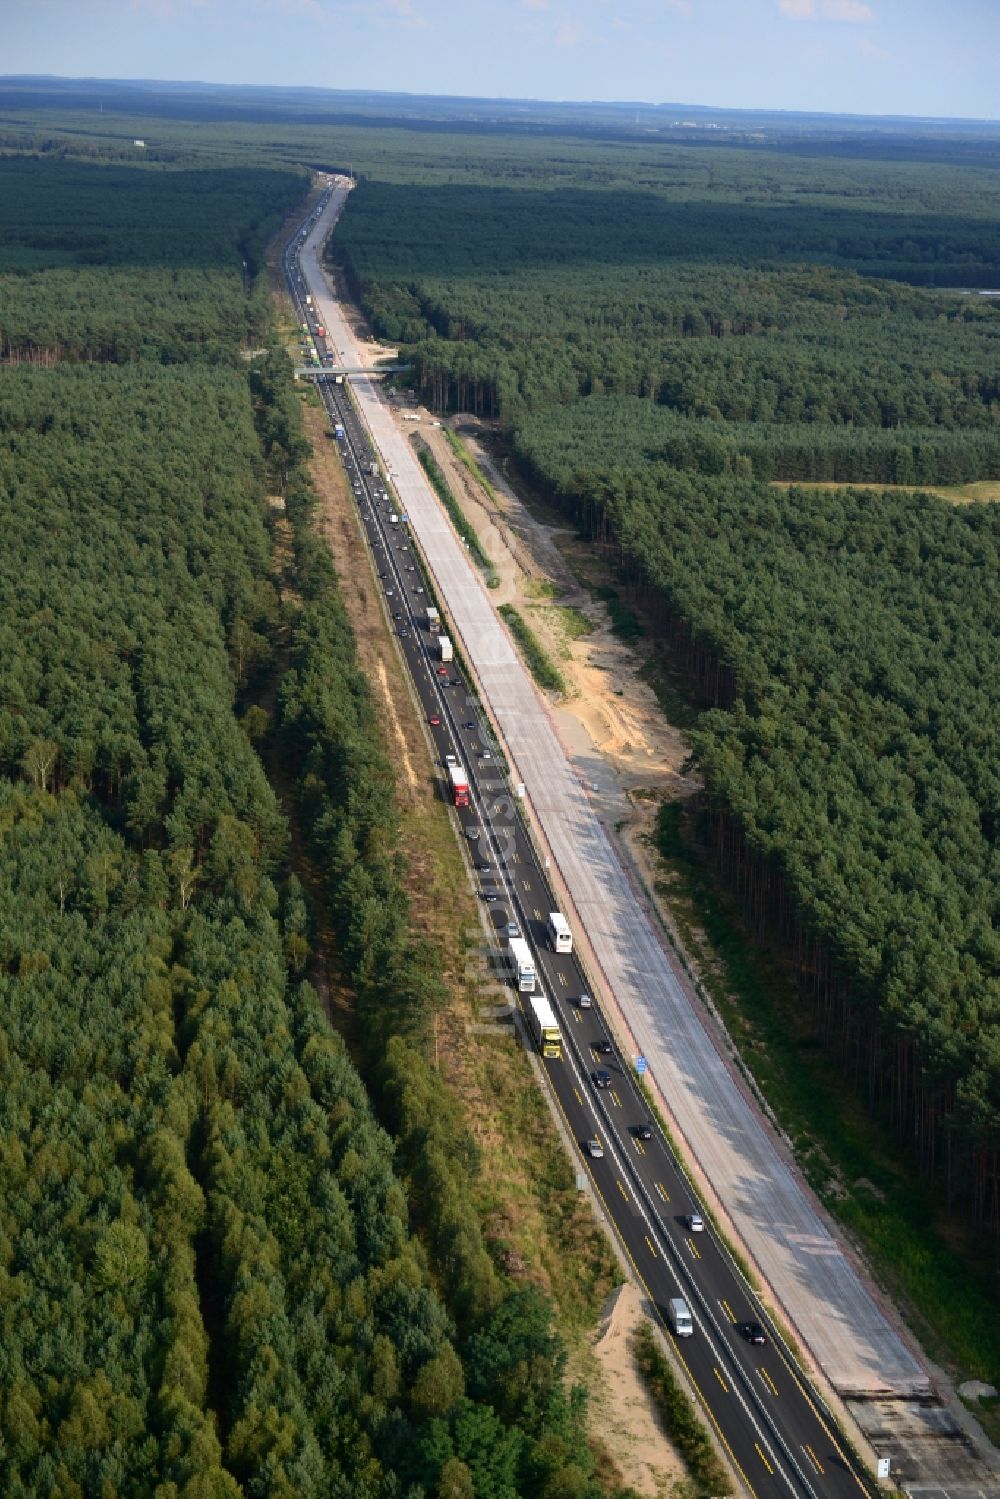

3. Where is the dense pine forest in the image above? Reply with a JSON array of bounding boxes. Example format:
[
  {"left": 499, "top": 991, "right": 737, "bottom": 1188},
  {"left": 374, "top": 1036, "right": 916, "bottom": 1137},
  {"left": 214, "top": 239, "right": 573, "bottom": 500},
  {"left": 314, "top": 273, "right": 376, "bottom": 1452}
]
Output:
[
  {"left": 330, "top": 138, "right": 1000, "bottom": 1257},
  {"left": 0, "top": 152, "right": 626, "bottom": 1497}
]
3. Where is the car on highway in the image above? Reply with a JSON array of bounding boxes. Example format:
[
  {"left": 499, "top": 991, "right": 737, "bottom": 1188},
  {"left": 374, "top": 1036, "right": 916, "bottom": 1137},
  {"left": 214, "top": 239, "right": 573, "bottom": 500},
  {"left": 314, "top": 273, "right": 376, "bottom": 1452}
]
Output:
[
  {"left": 428, "top": 713, "right": 440, "bottom": 727},
  {"left": 687, "top": 1213, "right": 705, "bottom": 1234},
  {"left": 436, "top": 665, "right": 449, "bottom": 677},
  {"left": 450, "top": 677, "right": 460, "bottom": 686},
  {"left": 398, "top": 627, "right": 409, "bottom": 638},
  {"left": 385, "top": 588, "right": 394, "bottom": 597},
  {"left": 585, "top": 1139, "right": 604, "bottom": 1160},
  {"left": 465, "top": 825, "right": 480, "bottom": 841},
  {"left": 577, "top": 993, "right": 593, "bottom": 1009},
  {"left": 506, "top": 921, "right": 520, "bottom": 939},
  {"left": 392, "top": 611, "right": 403, "bottom": 620},
  {"left": 479, "top": 749, "right": 493, "bottom": 761},
  {"left": 593, "top": 1039, "right": 613, "bottom": 1056},
  {"left": 483, "top": 891, "right": 499, "bottom": 903},
  {"left": 464, "top": 721, "right": 476, "bottom": 731},
  {"left": 445, "top": 754, "right": 458, "bottom": 768},
  {"left": 737, "top": 1322, "right": 767, "bottom": 1346},
  {"left": 635, "top": 1122, "right": 653, "bottom": 1140},
  {"left": 592, "top": 1069, "right": 612, "bottom": 1089}
]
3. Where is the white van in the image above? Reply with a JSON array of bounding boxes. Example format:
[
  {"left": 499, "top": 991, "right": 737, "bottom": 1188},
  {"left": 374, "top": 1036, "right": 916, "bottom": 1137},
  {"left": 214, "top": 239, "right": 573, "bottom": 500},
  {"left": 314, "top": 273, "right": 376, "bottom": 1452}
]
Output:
[{"left": 667, "top": 1297, "right": 693, "bottom": 1337}]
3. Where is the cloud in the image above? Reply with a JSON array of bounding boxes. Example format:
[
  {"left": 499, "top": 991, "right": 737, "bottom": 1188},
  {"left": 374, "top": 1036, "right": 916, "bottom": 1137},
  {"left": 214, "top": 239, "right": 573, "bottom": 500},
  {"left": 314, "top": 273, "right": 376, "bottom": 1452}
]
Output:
[
  {"left": 520, "top": 0, "right": 550, "bottom": 9},
  {"left": 823, "top": 0, "right": 873, "bottom": 18},
  {"left": 857, "top": 35, "right": 890, "bottom": 58},
  {"left": 779, "top": 0, "right": 874, "bottom": 18},
  {"left": 554, "top": 18, "right": 583, "bottom": 46}
]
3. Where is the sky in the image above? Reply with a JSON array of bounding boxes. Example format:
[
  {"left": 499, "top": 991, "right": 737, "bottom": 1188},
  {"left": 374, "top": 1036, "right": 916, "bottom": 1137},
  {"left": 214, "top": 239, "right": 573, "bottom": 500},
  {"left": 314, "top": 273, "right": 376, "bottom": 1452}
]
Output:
[{"left": 4, "top": 0, "right": 999, "bottom": 123}]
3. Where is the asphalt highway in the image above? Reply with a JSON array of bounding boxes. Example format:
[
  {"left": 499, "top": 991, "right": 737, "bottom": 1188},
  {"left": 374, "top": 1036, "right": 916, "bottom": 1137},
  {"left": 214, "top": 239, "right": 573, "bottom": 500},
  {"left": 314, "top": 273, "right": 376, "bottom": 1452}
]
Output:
[{"left": 283, "top": 191, "right": 876, "bottom": 1499}]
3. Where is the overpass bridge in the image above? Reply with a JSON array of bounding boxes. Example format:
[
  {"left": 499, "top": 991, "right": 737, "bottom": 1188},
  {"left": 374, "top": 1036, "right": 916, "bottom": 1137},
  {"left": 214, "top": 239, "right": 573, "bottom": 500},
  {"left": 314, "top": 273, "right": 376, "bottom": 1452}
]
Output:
[{"left": 294, "top": 364, "right": 409, "bottom": 380}]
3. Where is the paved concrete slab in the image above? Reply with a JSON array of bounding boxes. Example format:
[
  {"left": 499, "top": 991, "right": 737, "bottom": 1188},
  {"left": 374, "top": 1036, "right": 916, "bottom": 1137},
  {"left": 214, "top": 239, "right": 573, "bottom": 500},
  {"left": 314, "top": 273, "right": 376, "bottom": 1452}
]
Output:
[
  {"left": 301, "top": 185, "right": 930, "bottom": 1400},
  {"left": 848, "top": 1399, "right": 1000, "bottom": 1499}
]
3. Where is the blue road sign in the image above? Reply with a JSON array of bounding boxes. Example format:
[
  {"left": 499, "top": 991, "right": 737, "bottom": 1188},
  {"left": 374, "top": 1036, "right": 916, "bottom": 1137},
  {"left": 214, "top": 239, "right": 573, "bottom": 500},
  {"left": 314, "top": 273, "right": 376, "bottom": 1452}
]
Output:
[{"left": 636, "top": 1055, "right": 648, "bottom": 1075}]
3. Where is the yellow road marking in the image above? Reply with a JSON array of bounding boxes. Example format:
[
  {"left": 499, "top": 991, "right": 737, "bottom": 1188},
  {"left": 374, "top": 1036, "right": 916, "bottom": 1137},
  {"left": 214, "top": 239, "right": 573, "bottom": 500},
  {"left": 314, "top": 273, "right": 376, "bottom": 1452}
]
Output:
[
  {"left": 713, "top": 1367, "right": 729, "bottom": 1394},
  {"left": 654, "top": 1182, "right": 669, "bottom": 1202},
  {"left": 616, "top": 1179, "right": 629, "bottom": 1201},
  {"left": 760, "top": 1368, "right": 779, "bottom": 1398},
  {"left": 754, "top": 1443, "right": 774, "bottom": 1475},
  {"left": 574, "top": 1010, "right": 582, "bottom": 1024},
  {"left": 610, "top": 1089, "right": 622, "bottom": 1107},
  {"left": 522, "top": 880, "right": 532, "bottom": 893},
  {"left": 533, "top": 907, "right": 542, "bottom": 920},
  {"left": 804, "top": 1445, "right": 824, "bottom": 1475},
  {"left": 721, "top": 1299, "right": 736, "bottom": 1323},
  {"left": 644, "top": 1234, "right": 657, "bottom": 1257},
  {"left": 688, "top": 1238, "right": 701, "bottom": 1259},
  {"left": 573, "top": 1088, "right": 583, "bottom": 1107},
  {"left": 634, "top": 1139, "right": 646, "bottom": 1156},
  {"left": 557, "top": 971, "right": 568, "bottom": 987}
]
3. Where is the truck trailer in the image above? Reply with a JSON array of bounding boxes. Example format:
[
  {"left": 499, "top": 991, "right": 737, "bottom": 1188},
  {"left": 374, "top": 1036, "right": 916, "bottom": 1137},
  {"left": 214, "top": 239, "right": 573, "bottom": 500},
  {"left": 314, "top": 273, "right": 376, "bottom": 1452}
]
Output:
[
  {"left": 436, "top": 635, "right": 453, "bottom": 663},
  {"left": 507, "top": 937, "right": 536, "bottom": 993},
  {"left": 448, "top": 764, "right": 470, "bottom": 808},
  {"left": 527, "top": 992, "right": 562, "bottom": 1058},
  {"left": 426, "top": 605, "right": 441, "bottom": 633}
]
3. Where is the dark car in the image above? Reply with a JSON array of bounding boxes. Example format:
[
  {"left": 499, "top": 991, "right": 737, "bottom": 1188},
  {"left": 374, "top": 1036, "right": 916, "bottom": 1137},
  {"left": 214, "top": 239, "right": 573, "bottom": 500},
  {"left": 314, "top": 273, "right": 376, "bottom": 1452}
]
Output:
[
  {"left": 592, "top": 1069, "right": 612, "bottom": 1089},
  {"left": 397, "top": 627, "right": 409, "bottom": 638},
  {"left": 593, "top": 1039, "right": 613, "bottom": 1056},
  {"left": 737, "top": 1322, "right": 767, "bottom": 1346},
  {"left": 464, "top": 721, "right": 476, "bottom": 731},
  {"left": 450, "top": 677, "right": 461, "bottom": 686},
  {"left": 393, "top": 611, "right": 403, "bottom": 620},
  {"left": 635, "top": 1123, "right": 653, "bottom": 1140}
]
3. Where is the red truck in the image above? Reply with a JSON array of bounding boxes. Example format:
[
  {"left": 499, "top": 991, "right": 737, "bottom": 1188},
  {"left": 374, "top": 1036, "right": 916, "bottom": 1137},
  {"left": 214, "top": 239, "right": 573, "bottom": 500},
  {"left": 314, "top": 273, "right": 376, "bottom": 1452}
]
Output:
[{"left": 448, "top": 764, "right": 470, "bottom": 808}]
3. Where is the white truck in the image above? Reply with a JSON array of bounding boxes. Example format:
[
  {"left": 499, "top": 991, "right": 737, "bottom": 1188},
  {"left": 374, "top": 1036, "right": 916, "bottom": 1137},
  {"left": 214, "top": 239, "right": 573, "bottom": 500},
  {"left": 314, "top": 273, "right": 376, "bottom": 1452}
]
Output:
[
  {"left": 666, "top": 1297, "right": 693, "bottom": 1337},
  {"left": 426, "top": 605, "right": 441, "bottom": 633},
  {"left": 436, "top": 635, "right": 453, "bottom": 663},
  {"left": 507, "top": 937, "right": 536, "bottom": 993},
  {"left": 547, "top": 911, "right": 573, "bottom": 954}
]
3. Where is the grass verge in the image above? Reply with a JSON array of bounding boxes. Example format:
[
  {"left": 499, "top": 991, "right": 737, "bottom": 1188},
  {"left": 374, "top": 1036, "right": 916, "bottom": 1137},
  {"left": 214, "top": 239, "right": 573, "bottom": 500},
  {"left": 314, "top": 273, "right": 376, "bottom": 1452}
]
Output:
[
  {"left": 633, "top": 1323, "right": 734, "bottom": 1497},
  {"left": 499, "top": 602, "right": 566, "bottom": 694},
  {"left": 445, "top": 425, "right": 498, "bottom": 504},
  {"left": 654, "top": 800, "right": 1000, "bottom": 1412},
  {"left": 412, "top": 435, "right": 499, "bottom": 586}
]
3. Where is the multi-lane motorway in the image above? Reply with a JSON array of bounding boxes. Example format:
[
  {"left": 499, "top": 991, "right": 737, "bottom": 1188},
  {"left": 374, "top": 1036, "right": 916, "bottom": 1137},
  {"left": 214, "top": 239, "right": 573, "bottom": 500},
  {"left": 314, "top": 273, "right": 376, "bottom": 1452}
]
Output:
[{"left": 280, "top": 191, "right": 881, "bottom": 1499}]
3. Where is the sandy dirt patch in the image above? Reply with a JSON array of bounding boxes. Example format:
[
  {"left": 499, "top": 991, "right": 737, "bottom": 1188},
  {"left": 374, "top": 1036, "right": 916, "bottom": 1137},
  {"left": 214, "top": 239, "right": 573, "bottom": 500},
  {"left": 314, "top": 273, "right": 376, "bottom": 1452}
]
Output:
[{"left": 591, "top": 1285, "right": 687, "bottom": 1498}]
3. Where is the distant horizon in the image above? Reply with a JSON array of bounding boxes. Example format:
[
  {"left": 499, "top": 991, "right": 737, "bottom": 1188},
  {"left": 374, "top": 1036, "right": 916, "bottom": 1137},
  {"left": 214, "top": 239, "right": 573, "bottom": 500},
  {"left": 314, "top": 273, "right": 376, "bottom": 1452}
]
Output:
[
  {"left": 4, "top": 0, "right": 997, "bottom": 124},
  {"left": 1, "top": 72, "right": 997, "bottom": 130}
]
